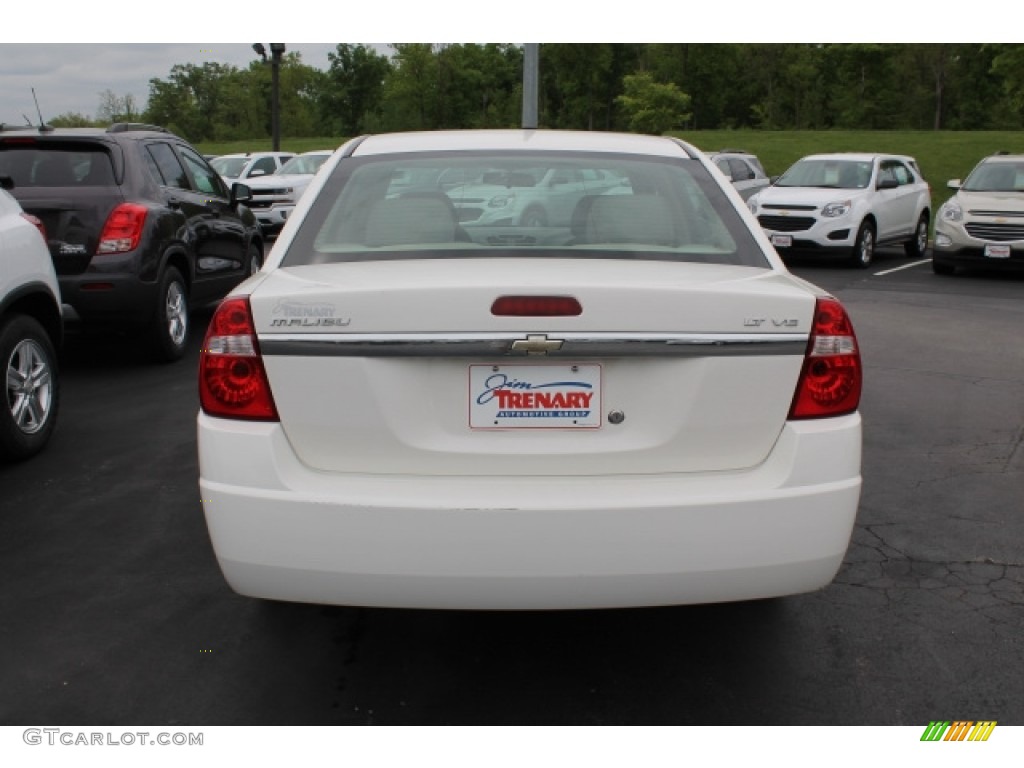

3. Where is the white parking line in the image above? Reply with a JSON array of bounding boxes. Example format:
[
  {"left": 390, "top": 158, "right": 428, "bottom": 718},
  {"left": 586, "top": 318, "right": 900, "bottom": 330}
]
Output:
[{"left": 873, "top": 259, "right": 931, "bottom": 276}]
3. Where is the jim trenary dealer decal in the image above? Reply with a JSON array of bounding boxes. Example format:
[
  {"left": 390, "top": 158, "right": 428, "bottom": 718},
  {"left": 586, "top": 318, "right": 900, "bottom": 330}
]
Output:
[{"left": 470, "top": 364, "right": 601, "bottom": 428}]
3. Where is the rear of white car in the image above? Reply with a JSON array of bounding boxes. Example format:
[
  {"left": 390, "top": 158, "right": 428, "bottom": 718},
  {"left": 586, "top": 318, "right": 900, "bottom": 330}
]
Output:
[{"left": 197, "top": 130, "right": 862, "bottom": 609}]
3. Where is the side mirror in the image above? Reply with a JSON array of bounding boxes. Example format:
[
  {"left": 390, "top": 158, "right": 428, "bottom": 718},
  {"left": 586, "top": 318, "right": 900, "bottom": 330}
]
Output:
[
  {"left": 248, "top": 169, "right": 266, "bottom": 177},
  {"left": 877, "top": 178, "right": 899, "bottom": 190},
  {"left": 0, "top": 175, "right": 13, "bottom": 190},
  {"left": 231, "top": 182, "right": 252, "bottom": 205},
  {"left": 947, "top": 179, "right": 962, "bottom": 190}
]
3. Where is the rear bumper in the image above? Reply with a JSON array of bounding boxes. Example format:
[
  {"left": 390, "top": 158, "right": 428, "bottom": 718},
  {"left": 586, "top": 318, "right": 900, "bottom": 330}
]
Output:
[
  {"left": 59, "top": 271, "right": 158, "bottom": 325},
  {"left": 197, "top": 412, "right": 862, "bottom": 609}
]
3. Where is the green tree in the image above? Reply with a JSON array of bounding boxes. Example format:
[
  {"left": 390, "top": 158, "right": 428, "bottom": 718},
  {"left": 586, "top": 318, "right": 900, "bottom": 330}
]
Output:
[
  {"left": 380, "top": 44, "right": 438, "bottom": 130},
  {"left": 97, "top": 90, "right": 140, "bottom": 124},
  {"left": 616, "top": 72, "right": 691, "bottom": 135},
  {"left": 435, "top": 44, "right": 522, "bottom": 129},
  {"left": 49, "top": 112, "right": 99, "bottom": 128},
  {"left": 541, "top": 44, "right": 639, "bottom": 130},
  {"left": 320, "top": 44, "right": 391, "bottom": 136},
  {"left": 145, "top": 62, "right": 238, "bottom": 141},
  {"left": 990, "top": 44, "right": 1024, "bottom": 126},
  {"left": 145, "top": 53, "right": 324, "bottom": 142},
  {"left": 647, "top": 44, "right": 747, "bottom": 129},
  {"left": 824, "top": 44, "right": 903, "bottom": 129}
]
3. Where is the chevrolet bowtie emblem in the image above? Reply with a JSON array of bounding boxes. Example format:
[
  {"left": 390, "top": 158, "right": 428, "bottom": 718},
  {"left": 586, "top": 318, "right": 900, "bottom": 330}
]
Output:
[{"left": 510, "top": 334, "right": 564, "bottom": 356}]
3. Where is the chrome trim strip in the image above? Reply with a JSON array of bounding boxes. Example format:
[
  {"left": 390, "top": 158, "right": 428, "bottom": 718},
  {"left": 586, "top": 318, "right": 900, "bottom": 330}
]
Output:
[{"left": 258, "top": 332, "right": 808, "bottom": 358}]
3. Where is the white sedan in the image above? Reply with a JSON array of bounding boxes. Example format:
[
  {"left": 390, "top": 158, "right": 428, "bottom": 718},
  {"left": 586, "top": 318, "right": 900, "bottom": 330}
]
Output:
[{"left": 197, "top": 130, "right": 863, "bottom": 610}]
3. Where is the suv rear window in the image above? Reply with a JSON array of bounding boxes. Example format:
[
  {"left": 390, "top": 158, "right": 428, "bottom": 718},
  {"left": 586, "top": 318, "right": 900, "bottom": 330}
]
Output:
[
  {"left": 0, "top": 144, "right": 115, "bottom": 187},
  {"left": 283, "top": 151, "right": 768, "bottom": 269}
]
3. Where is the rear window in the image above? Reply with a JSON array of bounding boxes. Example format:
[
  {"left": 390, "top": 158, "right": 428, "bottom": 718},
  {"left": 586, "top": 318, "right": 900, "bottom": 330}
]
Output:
[
  {"left": 281, "top": 151, "right": 768, "bottom": 268},
  {"left": 0, "top": 144, "right": 115, "bottom": 187}
]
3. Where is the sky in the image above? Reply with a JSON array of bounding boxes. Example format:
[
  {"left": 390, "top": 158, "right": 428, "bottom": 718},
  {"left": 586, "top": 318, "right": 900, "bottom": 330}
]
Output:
[
  {"left": 0, "top": 43, "right": 350, "bottom": 124},
  {"left": 0, "top": 4, "right": 995, "bottom": 127}
]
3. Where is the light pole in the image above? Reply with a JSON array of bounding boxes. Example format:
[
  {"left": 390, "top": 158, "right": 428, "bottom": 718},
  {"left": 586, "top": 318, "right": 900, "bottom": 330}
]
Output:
[
  {"left": 252, "top": 43, "right": 286, "bottom": 151},
  {"left": 522, "top": 44, "right": 539, "bottom": 129}
]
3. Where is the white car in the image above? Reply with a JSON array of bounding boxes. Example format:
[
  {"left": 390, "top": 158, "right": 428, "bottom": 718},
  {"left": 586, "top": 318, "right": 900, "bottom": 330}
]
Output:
[
  {"left": 444, "top": 166, "right": 628, "bottom": 227},
  {"left": 748, "top": 152, "right": 931, "bottom": 267},
  {"left": 0, "top": 183, "right": 62, "bottom": 461},
  {"left": 209, "top": 151, "right": 295, "bottom": 185},
  {"left": 243, "top": 151, "right": 333, "bottom": 235},
  {"left": 197, "top": 130, "right": 863, "bottom": 610}
]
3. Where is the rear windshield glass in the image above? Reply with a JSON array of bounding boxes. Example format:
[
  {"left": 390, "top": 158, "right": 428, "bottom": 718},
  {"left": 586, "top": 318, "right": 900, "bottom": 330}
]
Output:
[
  {"left": 281, "top": 151, "right": 769, "bottom": 268},
  {"left": 0, "top": 145, "right": 116, "bottom": 187}
]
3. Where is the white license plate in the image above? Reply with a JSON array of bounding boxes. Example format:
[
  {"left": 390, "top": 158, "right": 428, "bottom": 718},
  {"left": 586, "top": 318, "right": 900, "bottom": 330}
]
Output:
[
  {"left": 984, "top": 244, "right": 1011, "bottom": 258},
  {"left": 469, "top": 364, "right": 602, "bottom": 429},
  {"left": 771, "top": 234, "right": 793, "bottom": 248}
]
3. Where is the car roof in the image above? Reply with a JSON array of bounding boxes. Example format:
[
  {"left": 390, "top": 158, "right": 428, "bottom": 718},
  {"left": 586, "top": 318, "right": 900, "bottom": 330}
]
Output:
[
  {"left": 350, "top": 130, "right": 698, "bottom": 159},
  {"left": 800, "top": 152, "right": 917, "bottom": 164},
  {"left": 217, "top": 151, "right": 294, "bottom": 159},
  {"left": 979, "top": 153, "right": 1024, "bottom": 162},
  {"left": 0, "top": 124, "right": 171, "bottom": 142}
]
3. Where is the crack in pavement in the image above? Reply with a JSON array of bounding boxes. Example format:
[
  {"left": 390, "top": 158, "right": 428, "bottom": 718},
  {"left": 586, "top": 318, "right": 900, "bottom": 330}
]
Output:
[{"left": 835, "top": 525, "right": 1024, "bottom": 619}]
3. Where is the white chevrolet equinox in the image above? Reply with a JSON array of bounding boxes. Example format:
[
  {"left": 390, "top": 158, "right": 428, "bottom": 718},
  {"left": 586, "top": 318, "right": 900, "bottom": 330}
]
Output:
[
  {"left": 197, "top": 130, "right": 863, "bottom": 610},
  {"left": 748, "top": 152, "right": 931, "bottom": 268}
]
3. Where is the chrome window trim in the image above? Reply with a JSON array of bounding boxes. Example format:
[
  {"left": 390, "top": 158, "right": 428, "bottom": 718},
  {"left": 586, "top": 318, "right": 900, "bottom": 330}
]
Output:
[{"left": 257, "top": 332, "right": 808, "bottom": 358}]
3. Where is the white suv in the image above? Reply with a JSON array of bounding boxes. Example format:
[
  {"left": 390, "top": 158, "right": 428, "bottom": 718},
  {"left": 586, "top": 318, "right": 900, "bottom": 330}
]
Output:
[
  {"left": 748, "top": 153, "right": 931, "bottom": 267},
  {"left": 0, "top": 183, "right": 62, "bottom": 460}
]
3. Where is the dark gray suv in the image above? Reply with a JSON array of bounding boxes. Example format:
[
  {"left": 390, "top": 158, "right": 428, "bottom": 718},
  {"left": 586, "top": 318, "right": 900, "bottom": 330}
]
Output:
[{"left": 0, "top": 123, "right": 264, "bottom": 361}]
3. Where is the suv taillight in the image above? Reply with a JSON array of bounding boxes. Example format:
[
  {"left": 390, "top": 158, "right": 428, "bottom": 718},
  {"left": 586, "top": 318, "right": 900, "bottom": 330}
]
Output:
[
  {"left": 199, "top": 297, "right": 278, "bottom": 421},
  {"left": 20, "top": 212, "right": 47, "bottom": 243},
  {"left": 789, "top": 297, "right": 862, "bottom": 419},
  {"left": 97, "top": 203, "right": 148, "bottom": 254}
]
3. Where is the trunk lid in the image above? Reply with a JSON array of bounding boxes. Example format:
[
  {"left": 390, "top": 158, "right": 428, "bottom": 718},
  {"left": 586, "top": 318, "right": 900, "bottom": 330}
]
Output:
[{"left": 249, "top": 258, "right": 816, "bottom": 476}]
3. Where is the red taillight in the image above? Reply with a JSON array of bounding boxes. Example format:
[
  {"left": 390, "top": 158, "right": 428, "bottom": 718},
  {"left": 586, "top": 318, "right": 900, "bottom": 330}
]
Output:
[
  {"left": 97, "top": 203, "right": 148, "bottom": 254},
  {"left": 199, "top": 297, "right": 278, "bottom": 421},
  {"left": 789, "top": 296, "right": 862, "bottom": 419},
  {"left": 20, "top": 212, "right": 47, "bottom": 242},
  {"left": 491, "top": 295, "right": 583, "bottom": 316}
]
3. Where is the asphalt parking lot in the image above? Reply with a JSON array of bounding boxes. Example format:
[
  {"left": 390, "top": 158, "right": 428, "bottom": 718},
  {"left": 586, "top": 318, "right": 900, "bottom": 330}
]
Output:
[{"left": 1, "top": 248, "right": 1022, "bottom": 725}]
